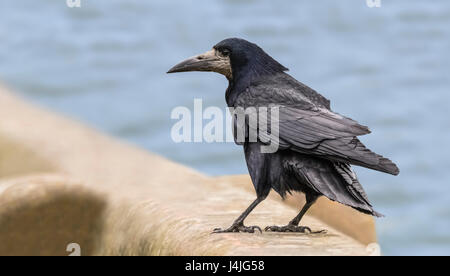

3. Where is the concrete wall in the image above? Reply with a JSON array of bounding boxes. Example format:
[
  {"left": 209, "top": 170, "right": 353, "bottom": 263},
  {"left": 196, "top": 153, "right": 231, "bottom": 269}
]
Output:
[{"left": 0, "top": 86, "right": 377, "bottom": 256}]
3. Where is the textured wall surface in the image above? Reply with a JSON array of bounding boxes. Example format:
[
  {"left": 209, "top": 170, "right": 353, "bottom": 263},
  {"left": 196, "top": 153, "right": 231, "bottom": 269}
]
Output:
[{"left": 0, "top": 87, "right": 376, "bottom": 256}]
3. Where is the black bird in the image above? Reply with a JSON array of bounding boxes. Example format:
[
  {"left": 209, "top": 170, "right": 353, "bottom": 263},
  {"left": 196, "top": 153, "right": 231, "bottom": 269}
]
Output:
[{"left": 168, "top": 38, "right": 399, "bottom": 233}]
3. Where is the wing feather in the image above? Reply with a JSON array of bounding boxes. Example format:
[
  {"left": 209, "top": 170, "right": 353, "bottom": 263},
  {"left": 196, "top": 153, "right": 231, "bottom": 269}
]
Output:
[{"left": 233, "top": 78, "right": 399, "bottom": 175}]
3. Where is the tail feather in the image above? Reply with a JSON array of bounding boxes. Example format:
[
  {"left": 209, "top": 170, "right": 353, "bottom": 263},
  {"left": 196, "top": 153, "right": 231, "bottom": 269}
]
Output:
[
  {"left": 319, "top": 137, "right": 400, "bottom": 175},
  {"left": 333, "top": 162, "right": 384, "bottom": 217},
  {"left": 286, "top": 156, "right": 383, "bottom": 217}
]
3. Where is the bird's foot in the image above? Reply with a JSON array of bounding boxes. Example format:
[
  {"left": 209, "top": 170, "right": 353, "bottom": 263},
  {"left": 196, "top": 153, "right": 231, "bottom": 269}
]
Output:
[
  {"left": 212, "top": 223, "right": 262, "bottom": 234},
  {"left": 264, "top": 224, "right": 326, "bottom": 234}
]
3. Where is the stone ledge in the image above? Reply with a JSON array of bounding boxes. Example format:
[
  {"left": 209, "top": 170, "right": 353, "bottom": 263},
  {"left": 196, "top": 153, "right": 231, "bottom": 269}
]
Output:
[{"left": 0, "top": 86, "right": 375, "bottom": 256}]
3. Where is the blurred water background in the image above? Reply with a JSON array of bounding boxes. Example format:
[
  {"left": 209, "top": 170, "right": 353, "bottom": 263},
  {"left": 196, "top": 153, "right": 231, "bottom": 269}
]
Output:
[{"left": 0, "top": 0, "right": 449, "bottom": 255}]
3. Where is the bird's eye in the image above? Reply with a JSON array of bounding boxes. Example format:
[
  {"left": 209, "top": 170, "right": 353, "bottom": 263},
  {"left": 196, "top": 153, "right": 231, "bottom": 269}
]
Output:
[{"left": 219, "top": 48, "right": 230, "bottom": 57}]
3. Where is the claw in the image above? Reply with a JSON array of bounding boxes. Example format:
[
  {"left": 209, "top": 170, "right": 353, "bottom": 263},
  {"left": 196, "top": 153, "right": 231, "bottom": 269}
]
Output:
[
  {"left": 251, "top": 225, "right": 263, "bottom": 234},
  {"left": 212, "top": 224, "right": 263, "bottom": 234},
  {"left": 300, "top": 226, "right": 312, "bottom": 233},
  {"left": 212, "top": 228, "right": 230, "bottom": 234},
  {"left": 264, "top": 225, "right": 274, "bottom": 232},
  {"left": 264, "top": 224, "right": 325, "bottom": 234}
]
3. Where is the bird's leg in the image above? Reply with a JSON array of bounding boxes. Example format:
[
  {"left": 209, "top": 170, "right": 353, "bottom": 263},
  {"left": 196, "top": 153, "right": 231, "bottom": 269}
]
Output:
[
  {"left": 265, "top": 194, "right": 326, "bottom": 233},
  {"left": 212, "top": 197, "right": 265, "bottom": 234}
]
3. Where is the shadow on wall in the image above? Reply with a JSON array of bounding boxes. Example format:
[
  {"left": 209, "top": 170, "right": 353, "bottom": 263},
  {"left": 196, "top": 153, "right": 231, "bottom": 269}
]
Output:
[
  {"left": 0, "top": 178, "right": 107, "bottom": 256},
  {"left": 0, "top": 135, "right": 107, "bottom": 256}
]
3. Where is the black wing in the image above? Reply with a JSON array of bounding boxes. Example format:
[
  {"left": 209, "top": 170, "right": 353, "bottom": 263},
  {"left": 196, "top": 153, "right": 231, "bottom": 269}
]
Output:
[{"left": 234, "top": 73, "right": 399, "bottom": 175}]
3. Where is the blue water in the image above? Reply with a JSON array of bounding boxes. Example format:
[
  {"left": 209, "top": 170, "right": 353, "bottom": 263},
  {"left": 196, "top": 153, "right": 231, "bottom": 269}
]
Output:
[{"left": 1, "top": 0, "right": 449, "bottom": 255}]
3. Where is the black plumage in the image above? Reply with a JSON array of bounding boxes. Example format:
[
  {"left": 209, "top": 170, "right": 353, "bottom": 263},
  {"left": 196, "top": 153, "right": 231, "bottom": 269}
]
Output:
[{"left": 168, "top": 38, "right": 399, "bottom": 233}]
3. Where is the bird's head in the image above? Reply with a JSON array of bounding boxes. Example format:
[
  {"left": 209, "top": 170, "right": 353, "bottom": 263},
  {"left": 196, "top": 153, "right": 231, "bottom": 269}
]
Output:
[{"left": 167, "top": 38, "right": 288, "bottom": 81}]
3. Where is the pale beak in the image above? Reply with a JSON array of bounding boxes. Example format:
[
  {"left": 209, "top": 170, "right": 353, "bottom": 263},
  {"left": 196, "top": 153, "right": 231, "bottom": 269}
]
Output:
[{"left": 167, "top": 49, "right": 231, "bottom": 78}]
